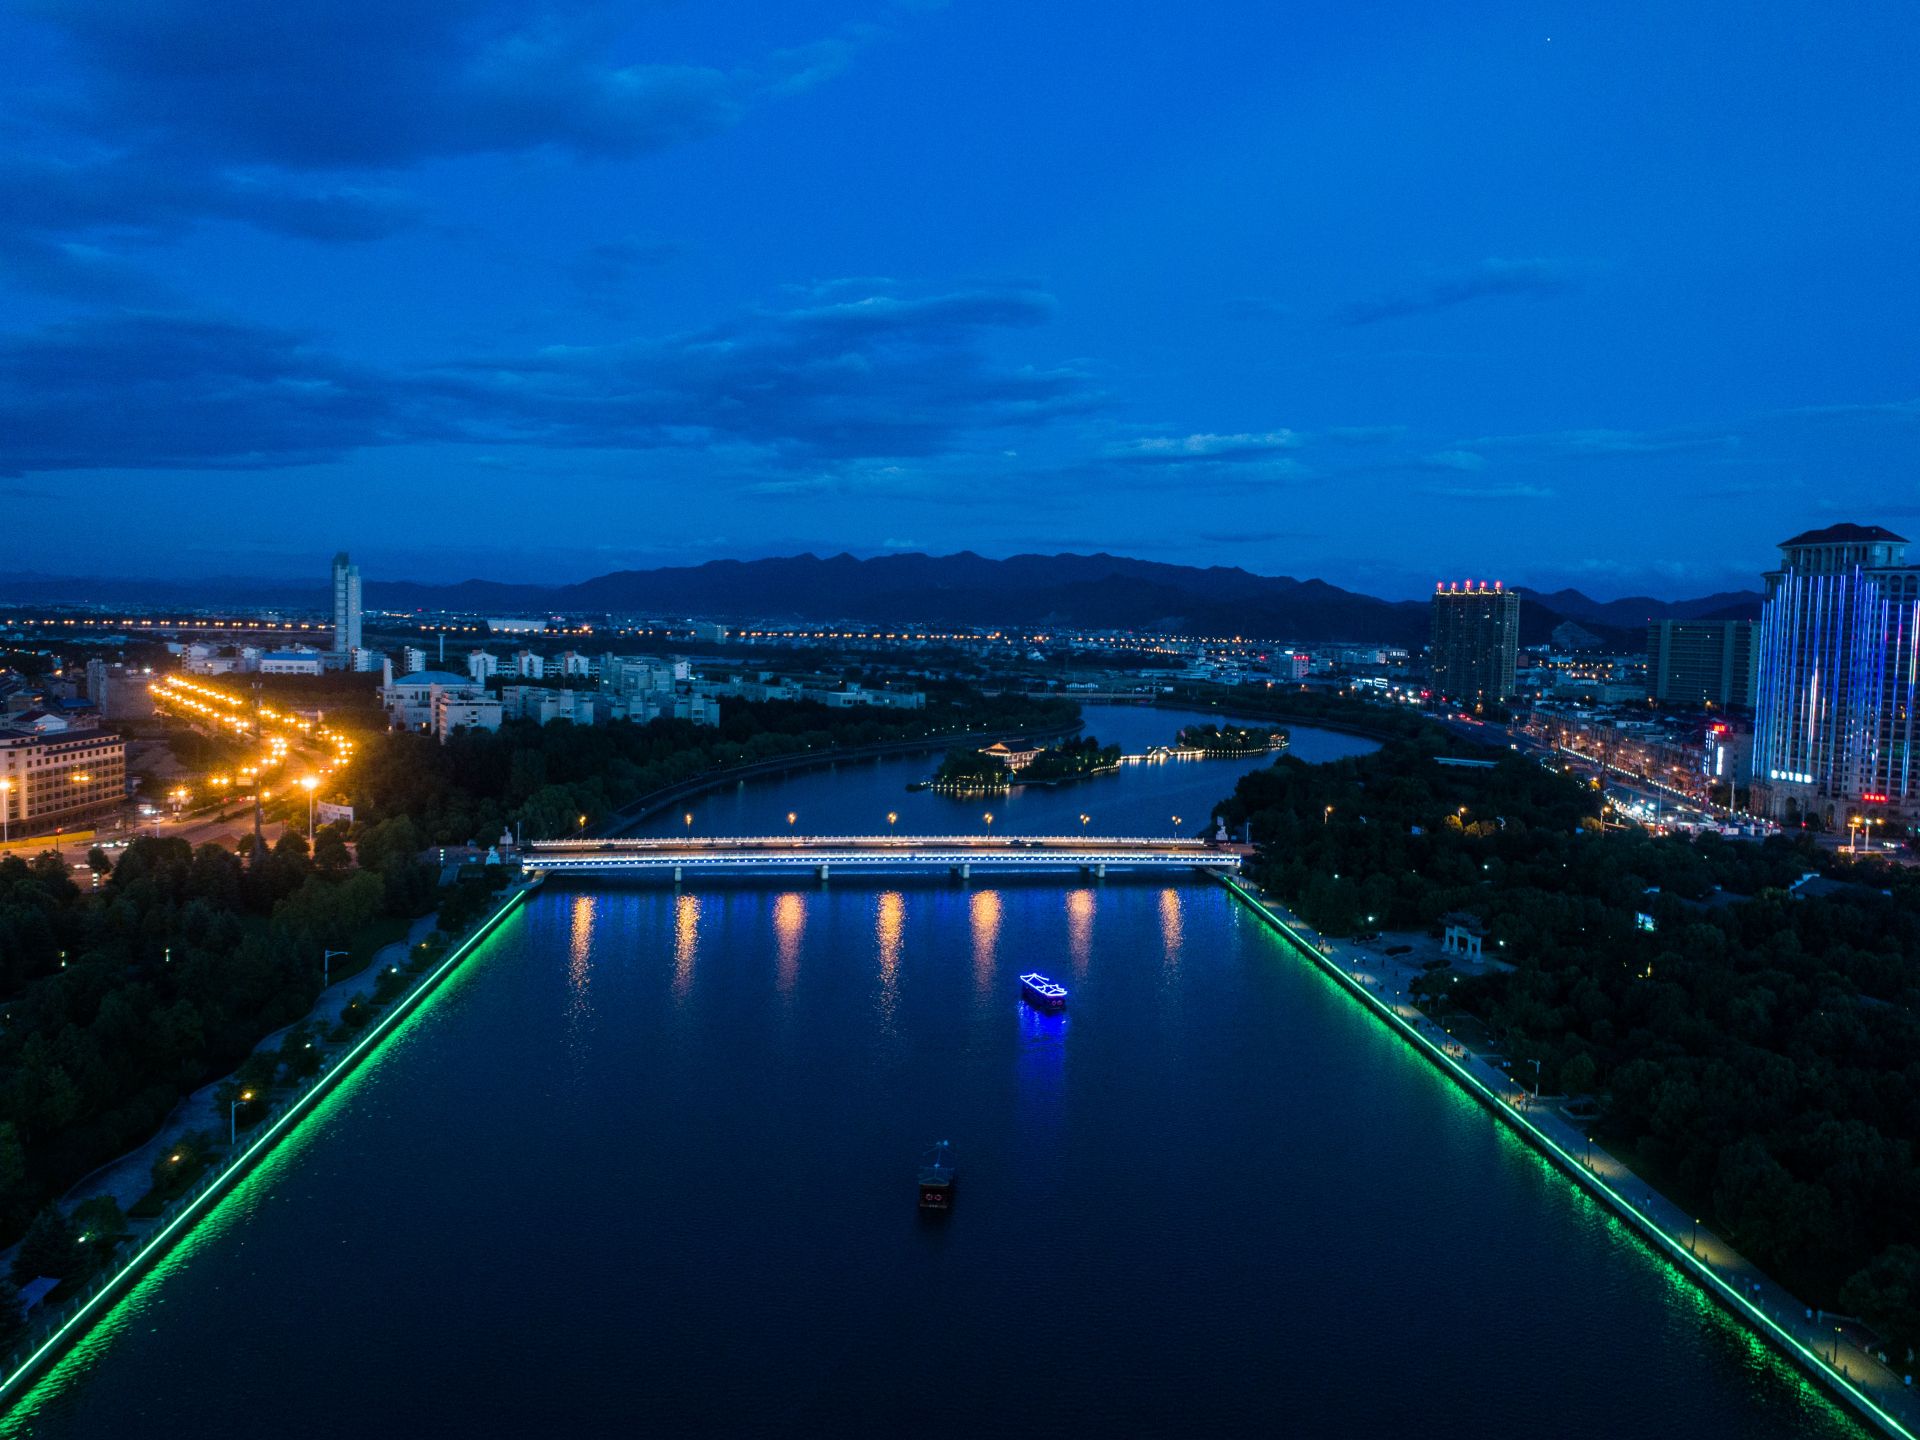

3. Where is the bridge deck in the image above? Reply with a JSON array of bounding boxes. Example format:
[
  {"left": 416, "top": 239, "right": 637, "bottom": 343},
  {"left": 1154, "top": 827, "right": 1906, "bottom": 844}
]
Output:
[{"left": 523, "top": 834, "right": 1241, "bottom": 875}]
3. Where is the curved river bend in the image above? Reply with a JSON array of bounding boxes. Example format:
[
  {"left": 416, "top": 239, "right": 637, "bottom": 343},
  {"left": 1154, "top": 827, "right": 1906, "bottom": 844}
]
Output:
[{"left": 2, "top": 708, "right": 1864, "bottom": 1438}]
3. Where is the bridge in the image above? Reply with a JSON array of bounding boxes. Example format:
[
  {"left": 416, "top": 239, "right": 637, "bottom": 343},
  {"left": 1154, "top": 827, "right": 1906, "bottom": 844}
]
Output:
[{"left": 523, "top": 834, "right": 1243, "bottom": 881}]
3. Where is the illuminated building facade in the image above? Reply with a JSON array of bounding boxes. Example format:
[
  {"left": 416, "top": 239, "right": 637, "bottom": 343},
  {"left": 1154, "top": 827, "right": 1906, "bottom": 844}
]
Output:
[
  {"left": 331, "top": 551, "right": 362, "bottom": 656},
  {"left": 1752, "top": 523, "right": 1920, "bottom": 825},
  {"left": 1429, "top": 581, "right": 1520, "bottom": 704},
  {"left": 1648, "top": 620, "right": 1757, "bottom": 708},
  {"left": 0, "top": 719, "right": 127, "bottom": 835}
]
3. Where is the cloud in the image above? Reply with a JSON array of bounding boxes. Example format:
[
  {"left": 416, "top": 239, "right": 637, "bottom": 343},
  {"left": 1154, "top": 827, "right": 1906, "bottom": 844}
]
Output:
[
  {"left": 1194, "top": 529, "right": 1321, "bottom": 544},
  {"left": 0, "top": 281, "right": 1098, "bottom": 477},
  {"left": 1418, "top": 449, "right": 1485, "bottom": 472},
  {"left": 431, "top": 283, "right": 1096, "bottom": 461},
  {"left": 1465, "top": 426, "right": 1737, "bottom": 458},
  {"left": 1420, "top": 482, "right": 1555, "bottom": 499},
  {"left": 565, "top": 235, "right": 682, "bottom": 295},
  {"left": 1104, "top": 431, "right": 1301, "bottom": 464},
  {"left": 0, "top": 313, "right": 404, "bottom": 475},
  {"left": 0, "top": 1, "right": 890, "bottom": 288},
  {"left": 1338, "top": 258, "right": 1587, "bottom": 326},
  {"left": 1321, "top": 425, "right": 1406, "bottom": 444}
]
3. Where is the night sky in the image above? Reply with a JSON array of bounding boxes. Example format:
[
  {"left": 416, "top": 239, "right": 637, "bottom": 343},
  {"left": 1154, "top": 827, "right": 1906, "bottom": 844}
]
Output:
[{"left": 2, "top": 1, "right": 1915, "bottom": 596}]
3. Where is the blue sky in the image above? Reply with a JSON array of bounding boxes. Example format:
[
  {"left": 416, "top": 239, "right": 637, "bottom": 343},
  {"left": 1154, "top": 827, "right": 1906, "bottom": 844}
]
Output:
[{"left": 2, "top": 0, "right": 1915, "bottom": 596}]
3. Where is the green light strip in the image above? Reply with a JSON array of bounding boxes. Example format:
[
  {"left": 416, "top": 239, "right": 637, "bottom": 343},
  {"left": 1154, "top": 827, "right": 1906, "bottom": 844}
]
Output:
[
  {"left": 0, "top": 881, "right": 539, "bottom": 1408},
  {"left": 1223, "top": 877, "right": 1913, "bottom": 1440}
]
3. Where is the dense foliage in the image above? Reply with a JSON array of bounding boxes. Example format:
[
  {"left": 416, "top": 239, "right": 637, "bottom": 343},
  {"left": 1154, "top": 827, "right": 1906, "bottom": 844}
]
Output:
[
  {"left": 0, "top": 831, "right": 435, "bottom": 1246},
  {"left": 1175, "top": 723, "right": 1285, "bottom": 755},
  {"left": 1019, "top": 735, "right": 1121, "bottom": 782},
  {"left": 354, "top": 688, "right": 1077, "bottom": 841},
  {"left": 1215, "top": 737, "right": 1920, "bottom": 1356}
]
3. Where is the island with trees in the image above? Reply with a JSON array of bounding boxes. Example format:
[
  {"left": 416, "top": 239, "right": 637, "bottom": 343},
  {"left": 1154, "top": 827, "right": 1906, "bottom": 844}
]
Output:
[{"left": 1175, "top": 723, "right": 1287, "bottom": 756}]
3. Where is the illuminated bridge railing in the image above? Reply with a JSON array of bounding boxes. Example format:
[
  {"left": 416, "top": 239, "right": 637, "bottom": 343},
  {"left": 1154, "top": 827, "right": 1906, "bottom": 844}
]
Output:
[{"left": 522, "top": 835, "right": 1239, "bottom": 875}]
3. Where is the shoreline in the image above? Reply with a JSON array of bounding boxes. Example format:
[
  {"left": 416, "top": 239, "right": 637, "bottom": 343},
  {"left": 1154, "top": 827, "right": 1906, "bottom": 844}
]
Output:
[
  {"left": 0, "top": 877, "right": 543, "bottom": 1412},
  {"left": 1220, "top": 874, "right": 1915, "bottom": 1440}
]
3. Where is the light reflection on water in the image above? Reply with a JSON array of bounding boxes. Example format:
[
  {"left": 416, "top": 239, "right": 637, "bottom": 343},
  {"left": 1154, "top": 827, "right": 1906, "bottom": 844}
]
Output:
[
  {"left": 1158, "top": 886, "right": 1184, "bottom": 964},
  {"left": 772, "top": 891, "right": 805, "bottom": 996},
  {"left": 672, "top": 892, "right": 700, "bottom": 1001},
  {"left": 969, "top": 889, "right": 1002, "bottom": 995},
  {"left": 1065, "top": 887, "right": 1094, "bottom": 977},
  {"left": 874, "top": 890, "right": 905, "bottom": 1035}
]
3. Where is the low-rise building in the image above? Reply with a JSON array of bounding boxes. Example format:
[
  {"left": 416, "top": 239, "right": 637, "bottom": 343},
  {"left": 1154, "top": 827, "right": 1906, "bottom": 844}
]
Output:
[
  {"left": 0, "top": 717, "right": 127, "bottom": 834},
  {"left": 379, "top": 671, "right": 490, "bottom": 731},
  {"left": 467, "top": 650, "right": 500, "bottom": 682},
  {"left": 433, "top": 692, "right": 504, "bottom": 741},
  {"left": 260, "top": 648, "right": 326, "bottom": 675}
]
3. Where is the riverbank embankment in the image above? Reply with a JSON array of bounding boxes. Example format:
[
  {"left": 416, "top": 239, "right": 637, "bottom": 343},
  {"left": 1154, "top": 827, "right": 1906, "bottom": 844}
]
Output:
[
  {"left": 1222, "top": 875, "right": 1918, "bottom": 1440},
  {"left": 0, "top": 876, "right": 544, "bottom": 1410}
]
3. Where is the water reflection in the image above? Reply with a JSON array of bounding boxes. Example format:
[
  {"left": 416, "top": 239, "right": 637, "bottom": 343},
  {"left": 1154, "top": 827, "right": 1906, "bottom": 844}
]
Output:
[
  {"left": 1159, "top": 887, "right": 1184, "bottom": 966},
  {"left": 969, "top": 889, "right": 1002, "bottom": 995},
  {"left": 673, "top": 893, "right": 700, "bottom": 1001},
  {"left": 567, "top": 894, "right": 595, "bottom": 1015},
  {"left": 1066, "top": 888, "right": 1095, "bottom": 977},
  {"left": 565, "top": 893, "right": 596, "bottom": 1067},
  {"left": 875, "top": 890, "right": 905, "bottom": 1033},
  {"left": 772, "top": 892, "right": 805, "bottom": 995}
]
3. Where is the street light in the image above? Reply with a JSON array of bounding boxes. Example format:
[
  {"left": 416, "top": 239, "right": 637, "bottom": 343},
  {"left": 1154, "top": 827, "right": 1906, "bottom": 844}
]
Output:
[
  {"left": 787, "top": 811, "right": 797, "bottom": 829},
  {"left": 983, "top": 811, "right": 994, "bottom": 833},
  {"left": 230, "top": 1088, "right": 254, "bottom": 1147},
  {"left": 322, "top": 948, "right": 349, "bottom": 987},
  {"left": 0, "top": 778, "right": 10, "bottom": 846},
  {"left": 887, "top": 811, "right": 898, "bottom": 830},
  {"left": 300, "top": 775, "right": 319, "bottom": 842}
]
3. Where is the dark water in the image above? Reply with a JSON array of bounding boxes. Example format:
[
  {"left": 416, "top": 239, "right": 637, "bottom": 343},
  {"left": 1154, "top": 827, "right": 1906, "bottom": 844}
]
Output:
[
  {"left": 0, "top": 710, "right": 1864, "bottom": 1438},
  {"left": 637, "top": 702, "right": 1372, "bottom": 839}
]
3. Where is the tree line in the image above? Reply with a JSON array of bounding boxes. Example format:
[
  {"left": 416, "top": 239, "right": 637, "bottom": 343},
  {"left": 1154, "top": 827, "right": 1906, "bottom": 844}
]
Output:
[{"left": 1214, "top": 735, "right": 1920, "bottom": 1359}]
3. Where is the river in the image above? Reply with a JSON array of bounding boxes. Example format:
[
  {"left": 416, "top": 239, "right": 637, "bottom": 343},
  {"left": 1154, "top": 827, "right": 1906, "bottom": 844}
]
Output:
[{"left": 0, "top": 707, "right": 1864, "bottom": 1437}]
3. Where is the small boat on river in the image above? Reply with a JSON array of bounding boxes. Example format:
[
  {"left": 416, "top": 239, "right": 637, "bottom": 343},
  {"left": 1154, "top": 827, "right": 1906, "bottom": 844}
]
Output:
[
  {"left": 918, "top": 1140, "right": 956, "bottom": 1210},
  {"left": 1020, "top": 972, "right": 1068, "bottom": 1013}
]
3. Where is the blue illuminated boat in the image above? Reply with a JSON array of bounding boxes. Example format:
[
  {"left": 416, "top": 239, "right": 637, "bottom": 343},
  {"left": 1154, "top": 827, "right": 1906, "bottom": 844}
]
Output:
[
  {"left": 918, "top": 1140, "right": 955, "bottom": 1210},
  {"left": 1020, "top": 972, "right": 1068, "bottom": 1013}
]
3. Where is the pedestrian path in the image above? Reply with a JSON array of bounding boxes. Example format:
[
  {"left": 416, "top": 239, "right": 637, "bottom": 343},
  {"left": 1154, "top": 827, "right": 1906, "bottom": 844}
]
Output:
[{"left": 1230, "top": 879, "right": 1920, "bottom": 1439}]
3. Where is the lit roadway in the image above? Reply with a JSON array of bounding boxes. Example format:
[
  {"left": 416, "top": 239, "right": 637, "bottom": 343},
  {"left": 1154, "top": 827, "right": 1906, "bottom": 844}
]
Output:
[{"left": 525, "top": 834, "right": 1244, "bottom": 879}]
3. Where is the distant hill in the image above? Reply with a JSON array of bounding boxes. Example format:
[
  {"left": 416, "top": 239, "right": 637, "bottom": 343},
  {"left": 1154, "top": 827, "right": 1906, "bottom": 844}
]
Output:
[
  {"left": 0, "top": 551, "right": 1762, "bottom": 650},
  {"left": 1528, "top": 588, "right": 1763, "bottom": 628}
]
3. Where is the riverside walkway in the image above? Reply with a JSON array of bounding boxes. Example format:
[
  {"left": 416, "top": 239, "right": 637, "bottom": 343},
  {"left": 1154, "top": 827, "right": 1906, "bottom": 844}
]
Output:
[
  {"left": 1227, "top": 877, "right": 1920, "bottom": 1440},
  {"left": 525, "top": 833, "right": 1243, "bottom": 879}
]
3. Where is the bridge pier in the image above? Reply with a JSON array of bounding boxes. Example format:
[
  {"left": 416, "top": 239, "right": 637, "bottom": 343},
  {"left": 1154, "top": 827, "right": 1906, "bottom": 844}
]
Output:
[
  {"left": 672, "top": 864, "right": 682, "bottom": 885},
  {"left": 956, "top": 862, "right": 970, "bottom": 881},
  {"left": 817, "top": 862, "right": 830, "bottom": 882},
  {"left": 1095, "top": 863, "right": 1106, "bottom": 879}
]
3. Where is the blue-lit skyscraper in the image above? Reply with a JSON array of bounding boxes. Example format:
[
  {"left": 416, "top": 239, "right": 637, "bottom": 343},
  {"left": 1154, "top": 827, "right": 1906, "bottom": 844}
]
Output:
[{"left": 1752, "top": 524, "right": 1920, "bottom": 827}]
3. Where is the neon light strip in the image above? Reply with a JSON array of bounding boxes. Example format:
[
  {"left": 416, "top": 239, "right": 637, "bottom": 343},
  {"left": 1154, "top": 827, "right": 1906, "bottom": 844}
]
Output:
[
  {"left": 0, "top": 881, "right": 539, "bottom": 1407},
  {"left": 1222, "top": 878, "right": 1915, "bottom": 1440}
]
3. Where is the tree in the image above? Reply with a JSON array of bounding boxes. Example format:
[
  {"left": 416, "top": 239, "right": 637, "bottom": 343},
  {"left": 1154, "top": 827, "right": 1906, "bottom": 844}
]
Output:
[
  {"left": 0, "top": 1277, "right": 26, "bottom": 1355},
  {"left": 85, "top": 846, "right": 113, "bottom": 878},
  {"left": 70, "top": 1196, "right": 128, "bottom": 1264},
  {"left": 1841, "top": 1246, "right": 1920, "bottom": 1361},
  {"left": 311, "top": 824, "right": 352, "bottom": 874},
  {"left": 11, "top": 1206, "right": 80, "bottom": 1284}
]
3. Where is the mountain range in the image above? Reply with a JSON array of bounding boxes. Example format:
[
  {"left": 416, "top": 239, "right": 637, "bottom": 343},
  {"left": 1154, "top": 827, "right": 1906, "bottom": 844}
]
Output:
[{"left": 0, "top": 552, "right": 1763, "bottom": 649}]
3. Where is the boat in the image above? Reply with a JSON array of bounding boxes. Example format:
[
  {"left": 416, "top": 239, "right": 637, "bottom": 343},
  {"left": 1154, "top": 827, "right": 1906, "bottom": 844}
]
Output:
[
  {"left": 918, "top": 1140, "right": 956, "bottom": 1210},
  {"left": 1020, "top": 972, "right": 1068, "bottom": 1013}
]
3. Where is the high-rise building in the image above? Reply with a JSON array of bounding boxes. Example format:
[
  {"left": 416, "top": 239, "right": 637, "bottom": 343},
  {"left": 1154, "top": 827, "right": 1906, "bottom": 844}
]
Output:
[
  {"left": 331, "top": 552, "right": 362, "bottom": 655},
  {"left": 1429, "top": 581, "right": 1520, "bottom": 704},
  {"left": 1752, "top": 523, "right": 1920, "bottom": 826},
  {"left": 1647, "top": 619, "right": 1757, "bottom": 708}
]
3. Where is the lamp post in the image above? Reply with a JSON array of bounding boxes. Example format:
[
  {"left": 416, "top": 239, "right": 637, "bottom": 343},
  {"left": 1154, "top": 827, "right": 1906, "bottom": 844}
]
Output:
[
  {"left": 322, "top": 948, "right": 349, "bottom": 988},
  {"left": 983, "top": 811, "right": 994, "bottom": 834},
  {"left": 230, "top": 1088, "right": 254, "bottom": 1147},
  {"left": 0, "top": 778, "right": 10, "bottom": 846},
  {"left": 300, "top": 775, "right": 318, "bottom": 843}
]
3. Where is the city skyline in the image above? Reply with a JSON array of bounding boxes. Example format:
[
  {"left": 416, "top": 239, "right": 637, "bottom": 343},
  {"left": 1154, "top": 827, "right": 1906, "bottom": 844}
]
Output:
[{"left": 2, "top": 2, "right": 1916, "bottom": 595}]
